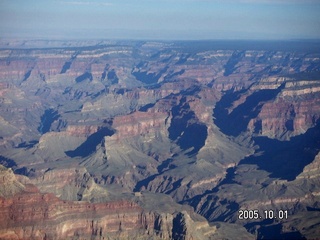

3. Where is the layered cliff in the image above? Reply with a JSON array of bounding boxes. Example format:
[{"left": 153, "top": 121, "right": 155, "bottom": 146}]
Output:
[
  {"left": 0, "top": 164, "right": 220, "bottom": 240},
  {"left": 247, "top": 77, "right": 320, "bottom": 139}
]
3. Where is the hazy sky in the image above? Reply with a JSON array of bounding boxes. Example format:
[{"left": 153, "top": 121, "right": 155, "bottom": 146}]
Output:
[{"left": 1, "top": 0, "right": 320, "bottom": 40}]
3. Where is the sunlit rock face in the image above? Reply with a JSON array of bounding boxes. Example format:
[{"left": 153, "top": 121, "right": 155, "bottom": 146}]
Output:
[
  {"left": 0, "top": 164, "right": 219, "bottom": 240},
  {"left": 0, "top": 39, "right": 320, "bottom": 239}
]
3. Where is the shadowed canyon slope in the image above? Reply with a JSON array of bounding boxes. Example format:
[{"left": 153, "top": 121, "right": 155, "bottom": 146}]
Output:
[{"left": 0, "top": 39, "right": 320, "bottom": 239}]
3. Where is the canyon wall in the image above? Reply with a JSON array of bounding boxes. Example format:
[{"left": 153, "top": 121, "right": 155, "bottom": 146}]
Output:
[{"left": 0, "top": 164, "right": 219, "bottom": 240}]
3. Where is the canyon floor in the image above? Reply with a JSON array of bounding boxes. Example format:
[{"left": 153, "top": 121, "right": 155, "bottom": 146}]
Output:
[{"left": 0, "top": 39, "right": 320, "bottom": 239}]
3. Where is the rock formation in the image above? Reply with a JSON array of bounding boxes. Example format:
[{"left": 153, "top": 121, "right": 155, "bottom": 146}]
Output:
[
  {"left": 0, "top": 164, "right": 220, "bottom": 239},
  {"left": 0, "top": 39, "right": 320, "bottom": 239}
]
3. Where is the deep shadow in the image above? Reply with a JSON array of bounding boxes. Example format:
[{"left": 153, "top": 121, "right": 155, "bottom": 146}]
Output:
[
  {"left": 257, "top": 223, "right": 305, "bottom": 240},
  {"left": 115, "top": 88, "right": 126, "bottom": 95},
  {"left": 107, "top": 69, "right": 119, "bottom": 84},
  {"left": 60, "top": 61, "right": 72, "bottom": 74},
  {"left": 91, "top": 88, "right": 108, "bottom": 99},
  {"left": 38, "top": 109, "right": 60, "bottom": 134},
  {"left": 168, "top": 98, "right": 194, "bottom": 140},
  {"left": 163, "top": 69, "right": 185, "bottom": 82},
  {"left": 177, "top": 123, "right": 207, "bottom": 155},
  {"left": 65, "top": 127, "right": 114, "bottom": 158},
  {"left": 224, "top": 50, "right": 245, "bottom": 76},
  {"left": 240, "top": 120, "right": 320, "bottom": 181},
  {"left": 17, "top": 140, "right": 38, "bottom": 149},
  {"left": 245, "top": 220, "right": 306, "bottom": 240},
  {"left": 306, "top": 206, "right": 320, "bottom": 212},
  {"left": 0, "top": 155, "right": 17, "bottom": 168},
  {"left": 132, "top": 66, "right": 168, "bottom": 84},
  {"left": 14, "top": 167, "right": 36, "bottom": 177},
  {"left": 133, "top": 173, "right": 159, "bottom": 192},
  {"left": 214, "top": 86, "right": 283, "bottom": 137},
  {"left": 75, "top": 72, "right": 93, "bottom": 83},
  {"left": 101, "top": 64, "right": 109, "bottom": 81},
  {"left": 157, "top": 158, "right": 175, "bottom": 172},
  {"left": 172, "top": 212, "right": 187, "bottom": 240},
  {"left": 139, "top": 103, "right": 156, "bottom": 112},
  {"left": 133, "top": 158, "right": 177, "bottom": 192},
  {"left": 60, "top": 52, "right": 78, "bottom": 74},
  {"left": 165, "top": 179, "right": 183, "bottom": 195},
  {"left": 22, "top": 69, "right": 32, "bottom": 82},
  {"left": 168, "top": 96, "right": 207, "bottom": 155}
]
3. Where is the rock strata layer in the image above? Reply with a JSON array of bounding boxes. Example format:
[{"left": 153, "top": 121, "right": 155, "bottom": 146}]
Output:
[{"left": 0, "top": 164, "right": 220, "bottom": 240}]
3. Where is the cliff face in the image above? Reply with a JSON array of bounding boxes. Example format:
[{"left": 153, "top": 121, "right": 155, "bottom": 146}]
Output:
[
  {"left": 111, "top": 111, "right": 169, "bottom": 140},
  {"left": 28, "top": 167, "right": 109, "bottom": 202},
  {"left": 246, "top": 78, "right": 320, "bottom": 139},
  {"left": 0, "top": 165, "right": 218, "bottom": 240},
  {"left": 0, "top": 186, "right": 149, "bottom": 239},
  {"left": 0, "top": 186, "right": 141, "bottom": 239},
  {"left": 0, "top": 165, "right": 25, "bottom": 198}
]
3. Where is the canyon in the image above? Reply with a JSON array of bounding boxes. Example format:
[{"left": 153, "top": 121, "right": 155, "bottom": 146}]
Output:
[{"left": 0, "top": 39, "right": 320, "bottom": 239}]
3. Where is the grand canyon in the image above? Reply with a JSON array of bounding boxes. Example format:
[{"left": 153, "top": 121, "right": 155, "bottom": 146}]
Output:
[{"left": 0, "top": 39, "right": 320, "bottom": 239}]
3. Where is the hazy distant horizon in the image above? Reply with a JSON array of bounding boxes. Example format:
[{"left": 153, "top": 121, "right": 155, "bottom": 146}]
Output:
[
  {"left": 1, "top": 0, "right": 320, "bottom": 41},
  {"left": 2, "top": 31, "right": 320, "bottom": 42}
]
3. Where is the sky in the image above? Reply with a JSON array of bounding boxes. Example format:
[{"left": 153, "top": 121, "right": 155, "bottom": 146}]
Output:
[{"left": 0, "top": 0, "right": 320, "bottom": 40}]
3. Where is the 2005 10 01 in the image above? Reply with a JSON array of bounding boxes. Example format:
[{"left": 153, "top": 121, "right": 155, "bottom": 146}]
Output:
[{"left": 238, "top": 209, "right": 288, "bottom": 220}]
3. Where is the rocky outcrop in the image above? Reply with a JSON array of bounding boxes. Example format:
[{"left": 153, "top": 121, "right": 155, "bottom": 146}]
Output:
[
  {"left": 213, "top": 75, "right": 320, "bottom": 140},
  {"left": 247, "top": 78, "right": 320, "bottom": 139},
  {"left": 0, "top": 185, "right": 144, "bottom": 239},
  {"left": 65, "top": 125, "right": 99, "bottom": 137},
  {"left": 0, "top": 165, "right": 25, "bottom": 198},
  {"left": 297, "top": 152, "right": 320, "bottom": 180},
  {"left": 111, "top": 111, "right": 169, "bottom": 140},
  {"left": 0, "top": 165, "right": 218, "bottom": 240},
  {"left": 28, "top": 167, "right": 109, "bottom": 202},
  {"left": 251, "top": 96, "right": 320, "bottom": 139}
]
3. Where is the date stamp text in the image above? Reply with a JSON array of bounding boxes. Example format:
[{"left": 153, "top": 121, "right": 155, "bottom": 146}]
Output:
[{"left": 238, "top": 209, "right": 288, "bottom": 220}]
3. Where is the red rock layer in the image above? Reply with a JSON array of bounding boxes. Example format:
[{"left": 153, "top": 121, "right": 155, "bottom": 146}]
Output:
[
  {"left": 111, "top": 111, "right": 168, "bottom": 139},
  {"left": 248, "top": 94, "right": 320, "bottom": 138},
  {"left": 65, "top": 125, "right": 99, "bottom": 137},
  {"left": 0, "top": 184, "right": 147, "bottom": 239}
]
